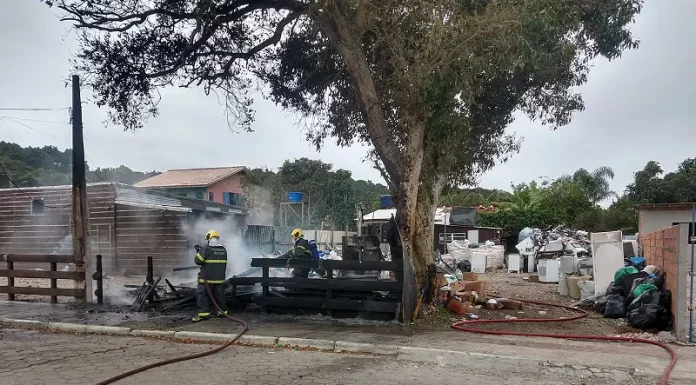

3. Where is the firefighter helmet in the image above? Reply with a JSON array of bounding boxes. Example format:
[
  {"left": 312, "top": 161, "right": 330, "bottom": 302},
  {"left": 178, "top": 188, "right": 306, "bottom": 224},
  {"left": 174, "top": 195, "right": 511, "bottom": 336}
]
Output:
[
  {"left": 205, "top": 229, "right": 220, "bottom": 241},
  {"left": 291, "top": 228, "right": 304, "bottom": 239}
]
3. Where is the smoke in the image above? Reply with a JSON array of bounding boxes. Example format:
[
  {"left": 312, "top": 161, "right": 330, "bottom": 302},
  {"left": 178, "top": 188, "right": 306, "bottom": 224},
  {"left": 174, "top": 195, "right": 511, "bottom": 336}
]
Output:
[
  {"left": 244, "top": 185, "right": 275, "bottom": 226},
  {"left": 182, "top": 215, "right": 265, "bottom": 280}
]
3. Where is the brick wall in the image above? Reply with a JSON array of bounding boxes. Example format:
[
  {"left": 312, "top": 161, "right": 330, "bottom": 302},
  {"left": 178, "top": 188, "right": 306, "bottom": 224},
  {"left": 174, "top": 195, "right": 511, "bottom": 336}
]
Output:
[{"left": 641, "top": 226, "right": 680, "bottom": 327}]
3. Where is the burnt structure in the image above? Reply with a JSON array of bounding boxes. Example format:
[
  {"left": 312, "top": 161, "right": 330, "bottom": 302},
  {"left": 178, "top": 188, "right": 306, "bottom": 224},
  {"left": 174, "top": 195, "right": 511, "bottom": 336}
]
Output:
[{"left": 0, "top": 183, "right": 245, "bottom": 275}]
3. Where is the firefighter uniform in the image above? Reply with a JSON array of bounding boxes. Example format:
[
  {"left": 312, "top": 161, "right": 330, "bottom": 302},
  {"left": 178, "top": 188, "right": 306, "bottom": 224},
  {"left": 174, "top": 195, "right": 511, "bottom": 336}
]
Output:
[
  {"left": 282, "top": 229, "right": 313, "bottom": 279},
  {"left": 192, "top": 230, "right": 228, "bottom": 322}
]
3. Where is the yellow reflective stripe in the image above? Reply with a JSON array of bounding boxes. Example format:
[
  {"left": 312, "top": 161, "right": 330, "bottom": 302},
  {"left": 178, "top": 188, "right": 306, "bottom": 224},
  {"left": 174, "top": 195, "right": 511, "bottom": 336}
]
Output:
[
  {"left": 297, "top": 246, "right": 309, "bottom": 252},
  {"left": 197, "top": 312, "right": 210, "bottom": 317},
  {"left": 196, "top": 253, "right": 205, "bottom": 262},
  {"left": 203, "top": 259, "right": 227, "bottom": 264},
  {"left": 199, "top": 279, "right": 226, "bottom": 284}
]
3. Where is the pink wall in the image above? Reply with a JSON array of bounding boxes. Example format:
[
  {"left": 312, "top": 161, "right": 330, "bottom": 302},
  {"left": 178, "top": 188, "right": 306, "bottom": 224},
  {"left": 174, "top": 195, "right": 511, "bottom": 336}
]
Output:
[{"left": 206, "top": 173, "right": 244, "bottom": 204}]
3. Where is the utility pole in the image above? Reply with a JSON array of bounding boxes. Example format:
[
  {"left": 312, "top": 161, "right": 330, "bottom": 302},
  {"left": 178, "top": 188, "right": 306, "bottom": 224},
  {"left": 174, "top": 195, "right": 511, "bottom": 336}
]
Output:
[{"left": 71, "top": 75, "right": 92, "bottom": 303}]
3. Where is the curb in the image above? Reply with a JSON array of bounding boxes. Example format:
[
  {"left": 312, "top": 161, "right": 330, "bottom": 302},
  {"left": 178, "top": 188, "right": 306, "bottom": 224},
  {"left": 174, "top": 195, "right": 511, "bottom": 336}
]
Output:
[
  {"left": 0, "top": 317, "right": 552, "bottom": 362},
  {"left": 0, "top": 317, "right": 660, "bottom": 380}
]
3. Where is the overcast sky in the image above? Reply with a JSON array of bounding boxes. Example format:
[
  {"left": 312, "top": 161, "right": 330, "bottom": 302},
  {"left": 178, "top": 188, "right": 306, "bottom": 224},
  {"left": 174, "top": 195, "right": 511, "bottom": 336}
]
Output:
[{"left": 1, "top": 1, "right": 694, "bottom": 197}]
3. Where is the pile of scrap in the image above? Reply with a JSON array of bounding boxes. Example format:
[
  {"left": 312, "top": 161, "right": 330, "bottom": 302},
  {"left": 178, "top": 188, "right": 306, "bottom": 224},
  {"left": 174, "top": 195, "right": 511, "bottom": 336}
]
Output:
[
  {"left": 123, "top": 277, "right": 197, "bottom": 311},
  {"left": 122, "top": 267, "right": 257, "bottom": 312},
  {"left": 439, "top": 240, "right": 506, "bottom": 274}
]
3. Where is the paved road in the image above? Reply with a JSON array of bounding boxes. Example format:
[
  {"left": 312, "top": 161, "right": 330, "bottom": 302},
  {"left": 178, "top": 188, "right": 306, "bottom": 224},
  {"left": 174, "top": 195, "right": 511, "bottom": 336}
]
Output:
[{"left": 0, "top": 328, "right": 673, "bottom": 385}]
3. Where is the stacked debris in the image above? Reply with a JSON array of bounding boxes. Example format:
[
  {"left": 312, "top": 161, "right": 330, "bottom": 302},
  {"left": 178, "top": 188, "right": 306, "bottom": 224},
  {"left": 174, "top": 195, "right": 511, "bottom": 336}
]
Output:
[
  {"left": 433, "top": 269, "right": 488, "bottom": 318},
  {"left": 440, "top": 240, "right": 505, "bottom": 273},
  {"left": 522, "top": 225, "right": 592, "bottom": 255},
  {"left": 123, "top": 270, "right": 257, "bottom": 312},
  {"left": 594, "top": 265, "right": 672, "bottom": 331}
]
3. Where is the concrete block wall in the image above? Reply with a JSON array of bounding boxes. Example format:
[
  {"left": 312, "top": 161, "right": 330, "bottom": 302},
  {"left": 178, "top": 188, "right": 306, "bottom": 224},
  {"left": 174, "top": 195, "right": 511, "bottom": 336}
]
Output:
[{"left": 641, "top": 224, "right": 690, "bottom": 341}]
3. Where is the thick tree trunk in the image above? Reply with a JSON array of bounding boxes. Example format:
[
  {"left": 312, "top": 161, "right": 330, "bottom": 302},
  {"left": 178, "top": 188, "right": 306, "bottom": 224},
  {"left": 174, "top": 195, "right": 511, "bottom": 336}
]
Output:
[{"left": 312, "top": 2, "right": 438, "bottom": 322}]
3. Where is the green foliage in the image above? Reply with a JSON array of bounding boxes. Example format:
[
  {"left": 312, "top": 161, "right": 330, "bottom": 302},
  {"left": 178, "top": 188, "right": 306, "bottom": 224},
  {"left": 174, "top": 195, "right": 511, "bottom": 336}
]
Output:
[
  {"left": 626, "top": 159, "right": 696, "bottom": 203},
  {"left": 0, "top": 141, "right": 158, "bottom": 188},
  {"left": 245, "top": 158, "right": 388, "bottom": 229},
  {"left": 477, "top": 208, "right": 553, "bottom": 241}
]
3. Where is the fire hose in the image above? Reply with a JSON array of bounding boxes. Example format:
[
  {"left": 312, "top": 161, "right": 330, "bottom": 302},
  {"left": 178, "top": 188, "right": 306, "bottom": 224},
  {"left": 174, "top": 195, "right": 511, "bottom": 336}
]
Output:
[
  {"left": 451, "top": 298, "right": 677, "bottom": 385},
  {"left": 94, "top": 270, "right": 248, "bottom": 385}
]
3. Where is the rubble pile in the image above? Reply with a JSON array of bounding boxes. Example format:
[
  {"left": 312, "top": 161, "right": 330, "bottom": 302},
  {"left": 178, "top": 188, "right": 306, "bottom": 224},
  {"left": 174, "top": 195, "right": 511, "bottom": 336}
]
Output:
[
  {"left": 522, "top": 225, "right": 592, "bottom": 256},
  {"left": 440, "top": 240, "right": 505, "bottom": 272},
  {"left": 594, "top": 265, "right": 672, "bottom": 331}
]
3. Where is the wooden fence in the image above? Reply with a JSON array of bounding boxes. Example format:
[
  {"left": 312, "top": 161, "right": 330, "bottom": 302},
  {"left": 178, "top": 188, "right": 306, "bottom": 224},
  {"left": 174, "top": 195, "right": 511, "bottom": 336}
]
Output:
[
  {"left": 0, "top": 254, "right": 85, "bottom": 303},
  {"left": 227, "top": 258, "right": 402, "bottom": 317}
]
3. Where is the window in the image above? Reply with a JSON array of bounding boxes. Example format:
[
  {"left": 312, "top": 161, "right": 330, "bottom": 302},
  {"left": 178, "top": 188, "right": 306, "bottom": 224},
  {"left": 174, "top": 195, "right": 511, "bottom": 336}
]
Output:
[
  {"left": 209, "top": 192, "right": 214, "bottom": 202},
  {"left": 31, "top": 198, "right": 45, "bottom": 215},
  {"left": 195, "top": 191, "right": 204, "bottom": 200},
  {"left": 223, "top": 192, "right": 244, "bottom": 206}
]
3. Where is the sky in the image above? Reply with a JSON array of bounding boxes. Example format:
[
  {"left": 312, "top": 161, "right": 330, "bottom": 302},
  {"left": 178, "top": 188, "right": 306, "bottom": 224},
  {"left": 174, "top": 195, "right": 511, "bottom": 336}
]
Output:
[{"left": 1, "top": 1, "right": 694, "bottom": 198}]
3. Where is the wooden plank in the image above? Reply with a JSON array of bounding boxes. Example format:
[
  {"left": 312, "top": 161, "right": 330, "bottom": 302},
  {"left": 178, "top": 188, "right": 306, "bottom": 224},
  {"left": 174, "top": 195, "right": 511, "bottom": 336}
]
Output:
[
  {"left": 250, "top": 258, "right": 402, "bottom": 272},
  {"left": 254, "top": 296, "right": 399, "bottom": 313},
  {"left": 2, "top": 254, "right": 75, "bottom": 263},
  {"left": 226, "top": 276, "right": 401, "bottom": 292},
  {"left": 0, "top": 269, "right": 85, "bottom": 280},
  {"left": 0, "top": 286, "right": 85, "bottom": 297}
]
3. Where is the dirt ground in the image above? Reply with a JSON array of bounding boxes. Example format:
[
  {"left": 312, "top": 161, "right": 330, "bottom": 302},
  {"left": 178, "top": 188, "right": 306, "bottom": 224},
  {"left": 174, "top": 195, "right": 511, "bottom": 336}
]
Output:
[{"left": 417, "top": 270, "right": 638, "bottom": 336}]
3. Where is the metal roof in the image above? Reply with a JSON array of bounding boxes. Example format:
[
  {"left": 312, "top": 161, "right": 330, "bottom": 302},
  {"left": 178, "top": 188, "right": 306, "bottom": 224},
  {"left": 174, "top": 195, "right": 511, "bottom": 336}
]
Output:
[
  {"left": 133, "top": 166, "right": 246, "bottom": 188},
  {"left": 638, "top": 203, "right": 696, "bottom": 211}
]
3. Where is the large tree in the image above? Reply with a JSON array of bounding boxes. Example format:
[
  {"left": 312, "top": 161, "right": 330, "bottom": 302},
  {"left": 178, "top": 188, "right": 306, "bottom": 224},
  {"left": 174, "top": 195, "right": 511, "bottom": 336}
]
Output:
[{"left": 50, "top": 0, "right": 642, "bottom": 318}]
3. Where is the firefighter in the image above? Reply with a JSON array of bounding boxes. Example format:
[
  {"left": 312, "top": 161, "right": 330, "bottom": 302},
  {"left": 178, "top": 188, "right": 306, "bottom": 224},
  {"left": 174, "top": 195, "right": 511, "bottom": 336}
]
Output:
[
  {"left": 281, "top": 228, "right": 313, "bottom": 278},
  {"left": 192, "top": 229, "right": 228, "bottom": 322}
]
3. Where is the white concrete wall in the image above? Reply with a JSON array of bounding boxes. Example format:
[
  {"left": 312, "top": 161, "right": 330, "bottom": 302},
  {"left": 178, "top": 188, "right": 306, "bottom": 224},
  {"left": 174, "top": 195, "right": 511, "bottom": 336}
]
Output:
[
  {"left": 676, "top": 224, "right": 691, "bottom": 342},
  {"left": 639, "top": 209, "right": 694, "bottom": 235}
]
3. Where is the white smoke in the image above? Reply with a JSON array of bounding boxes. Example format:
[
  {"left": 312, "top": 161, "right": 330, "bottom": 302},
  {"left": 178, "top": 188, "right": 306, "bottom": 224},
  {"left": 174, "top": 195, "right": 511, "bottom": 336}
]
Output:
[
  {"left": 184, "top": 216, "right": 259, "bottom": 279},
  {"left": 243, "top": 185, "right": 275, "bottom": 226}
]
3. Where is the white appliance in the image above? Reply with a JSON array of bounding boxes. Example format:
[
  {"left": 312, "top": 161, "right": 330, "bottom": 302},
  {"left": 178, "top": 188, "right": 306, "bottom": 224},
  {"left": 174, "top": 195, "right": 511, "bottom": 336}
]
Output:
[
  {"left": 471, "top": 252, "right": 487, "bottom": 273},
  {"left": 467, "top": 229, "right": 480, "bottom": 244},
  {"left": 526, "top": 252, "right": 536, "bottom": 273},
  {"left": 591, "top": 231, "right": 624, "bottom": 294},
  {"left": 538, "top": 259, "right": 560, "bottom": 283},
  {"left": 508, "top": 253, "right": 521, "bottom": 273}
]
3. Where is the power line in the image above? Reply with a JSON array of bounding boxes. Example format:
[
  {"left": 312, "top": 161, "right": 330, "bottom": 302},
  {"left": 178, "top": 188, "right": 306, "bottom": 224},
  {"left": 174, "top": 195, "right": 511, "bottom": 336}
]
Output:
[
  {"left": 0, "top": 117, "right": 62, "bottom": 139},
  {"left": 85, "top": 154, "right": 108, "bottom": 182},
  {"left": 0, "top": 107, "right": 70, "bottom": 112},
  {"left": 0, "top": 162, "right": 71, "bottom": 209},
  {"left": 0, "top": 116, "right": 69, "bottom": 125}
]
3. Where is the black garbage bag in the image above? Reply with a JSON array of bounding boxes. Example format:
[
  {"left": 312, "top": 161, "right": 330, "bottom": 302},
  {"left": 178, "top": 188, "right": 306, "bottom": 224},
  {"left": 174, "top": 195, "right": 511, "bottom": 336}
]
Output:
[
  {"left": 605, "top": 282, "right": 623, "bottom": 296},
  {"left": 621, "top": 273, "right": 648, "bottom": 296},
  {"left": 625, "top": 276, "right": 652, "bottom": 305},
  {"left": 594, "top": 295, "right": 609, "bottom": 313},
  {"left": 603, "top": 294, "right": 627, "bottom": 319},
  {"left": 627, "top": 304, "right": 670, "bottom": 330},
  {"left": 659, "top": 289, "right": 673, "bottom": 322},
  {"left": 627, "top": 290, "right": 660, "bottom": 313},
  {"left": 456, "top": 260, "right": 471, "bottom": 273},
  {"left": 650, "top": 272, "right": 666, "bottom": 290}
]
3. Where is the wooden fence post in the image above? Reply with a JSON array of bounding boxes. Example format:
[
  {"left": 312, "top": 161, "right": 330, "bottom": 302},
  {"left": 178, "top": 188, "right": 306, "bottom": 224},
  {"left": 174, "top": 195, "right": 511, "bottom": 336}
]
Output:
[
  {"left": 7, "top": 259, "right": 14, "bottom": 301},
  {"left": 50, "top": 262, "right": 58, "bottom": 304}
]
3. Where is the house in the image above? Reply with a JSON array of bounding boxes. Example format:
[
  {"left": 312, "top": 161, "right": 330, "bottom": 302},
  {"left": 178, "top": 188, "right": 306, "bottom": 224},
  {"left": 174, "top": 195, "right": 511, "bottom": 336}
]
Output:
[
  {"left": 134, "top": 166, "right": 246, "bottom": 206},
  {"left": 0, "top": 183, "right": 246, "bottom": 275},
  {"left": 638, "top": 203, "right": 696, "bottom": 237}
]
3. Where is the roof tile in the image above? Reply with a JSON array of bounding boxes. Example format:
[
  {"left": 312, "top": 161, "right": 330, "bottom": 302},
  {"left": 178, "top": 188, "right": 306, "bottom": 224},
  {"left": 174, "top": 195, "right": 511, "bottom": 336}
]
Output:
[{"left": 134, "top": 166, "right": 245, "bottom": 188}]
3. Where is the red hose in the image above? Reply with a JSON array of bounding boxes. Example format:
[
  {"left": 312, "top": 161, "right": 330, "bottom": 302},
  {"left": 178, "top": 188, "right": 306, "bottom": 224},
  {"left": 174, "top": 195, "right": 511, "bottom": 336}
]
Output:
[
  {"left": 95, "top": 275, "right": 247, "bottom": 385},
  {"left": 451, "top": 298, "right": 677, "bottom": 385}
]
